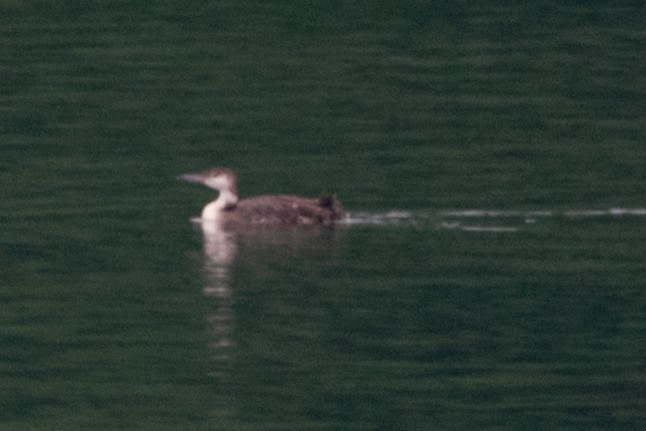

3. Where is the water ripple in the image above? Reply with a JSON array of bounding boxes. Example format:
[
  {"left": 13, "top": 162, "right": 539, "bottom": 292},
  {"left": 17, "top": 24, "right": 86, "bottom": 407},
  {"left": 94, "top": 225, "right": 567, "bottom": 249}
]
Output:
[{"left": 342, "top": 208, "right": 646, "bottom": 232}]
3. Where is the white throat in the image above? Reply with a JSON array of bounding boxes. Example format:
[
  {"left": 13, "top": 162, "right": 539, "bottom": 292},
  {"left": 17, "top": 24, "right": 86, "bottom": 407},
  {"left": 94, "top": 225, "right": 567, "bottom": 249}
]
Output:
[{"left": 201, "top": 189, "right": 238, "bottom": 220}]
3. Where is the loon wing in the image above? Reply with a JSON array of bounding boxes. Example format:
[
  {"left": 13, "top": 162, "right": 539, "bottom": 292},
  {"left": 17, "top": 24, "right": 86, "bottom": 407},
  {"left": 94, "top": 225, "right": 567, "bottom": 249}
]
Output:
[{"left": 231, "top": 195, "right": 345, "bottom": 224}]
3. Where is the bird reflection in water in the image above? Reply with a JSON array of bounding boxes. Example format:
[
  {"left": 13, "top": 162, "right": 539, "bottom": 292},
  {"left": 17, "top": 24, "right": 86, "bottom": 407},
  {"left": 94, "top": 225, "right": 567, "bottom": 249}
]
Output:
[
  {"left": 201, "top": 221, "right": 237, "bottom": 360},
  {"left": 197, "top": 220, "right": 343, "bottom": 376}
]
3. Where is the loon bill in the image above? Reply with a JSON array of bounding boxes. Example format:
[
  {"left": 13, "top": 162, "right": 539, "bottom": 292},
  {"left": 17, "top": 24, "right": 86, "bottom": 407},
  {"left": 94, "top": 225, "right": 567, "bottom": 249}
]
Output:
[{"left": 179, "top": 167, "right": 346, "bottom": 225}]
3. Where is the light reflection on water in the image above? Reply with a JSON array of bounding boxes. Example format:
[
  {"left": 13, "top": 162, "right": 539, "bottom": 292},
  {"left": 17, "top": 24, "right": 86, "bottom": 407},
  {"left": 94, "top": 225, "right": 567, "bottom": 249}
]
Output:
[{"left": 344, "top": 207, "right": 646, "bottom": 232}]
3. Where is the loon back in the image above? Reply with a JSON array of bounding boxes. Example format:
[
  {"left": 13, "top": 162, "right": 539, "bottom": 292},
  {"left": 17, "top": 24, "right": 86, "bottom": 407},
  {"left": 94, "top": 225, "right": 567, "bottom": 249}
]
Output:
[{"left": 225, "top": 194, "right": 345, "bottom": 226}]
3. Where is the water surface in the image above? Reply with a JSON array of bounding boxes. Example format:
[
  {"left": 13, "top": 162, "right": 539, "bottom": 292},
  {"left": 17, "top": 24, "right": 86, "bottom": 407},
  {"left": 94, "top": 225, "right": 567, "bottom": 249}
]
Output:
[{"left": 1, "top": 1, "right": 646, "bottom": 430}]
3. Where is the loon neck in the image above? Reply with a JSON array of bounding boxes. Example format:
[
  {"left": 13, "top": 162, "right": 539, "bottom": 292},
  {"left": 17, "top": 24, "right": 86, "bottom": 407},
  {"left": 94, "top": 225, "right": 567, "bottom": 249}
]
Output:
[
  {"left": 218, "top": 189, "right": 239, "bottom": 209},
  {"left": 202, "top": 189, "right": 238, "bottom": 220}
]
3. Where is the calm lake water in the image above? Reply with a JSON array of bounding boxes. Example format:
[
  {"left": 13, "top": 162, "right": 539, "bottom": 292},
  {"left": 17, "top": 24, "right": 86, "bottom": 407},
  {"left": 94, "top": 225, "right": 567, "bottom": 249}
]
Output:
[{"left": 2, "top": 1, "right": 646, "bottom": 430}]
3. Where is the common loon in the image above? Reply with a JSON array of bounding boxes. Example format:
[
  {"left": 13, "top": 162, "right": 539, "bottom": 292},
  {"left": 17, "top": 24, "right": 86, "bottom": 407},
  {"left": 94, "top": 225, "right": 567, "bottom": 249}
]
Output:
[{"left": 180, "top": 167, "right": 346, "bottom": 226}]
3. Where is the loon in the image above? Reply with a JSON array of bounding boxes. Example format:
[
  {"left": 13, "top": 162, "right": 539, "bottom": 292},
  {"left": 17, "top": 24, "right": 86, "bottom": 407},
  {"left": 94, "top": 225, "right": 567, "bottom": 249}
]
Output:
[{"left": 180, "top": 167, "right": 346, "bottom": 226}]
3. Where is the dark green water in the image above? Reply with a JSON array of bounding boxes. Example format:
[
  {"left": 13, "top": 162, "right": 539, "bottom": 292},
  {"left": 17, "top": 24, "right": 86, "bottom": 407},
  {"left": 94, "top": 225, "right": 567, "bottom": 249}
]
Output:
[{"left": 2, "top": 1, "right": 646, "bottom": 430}]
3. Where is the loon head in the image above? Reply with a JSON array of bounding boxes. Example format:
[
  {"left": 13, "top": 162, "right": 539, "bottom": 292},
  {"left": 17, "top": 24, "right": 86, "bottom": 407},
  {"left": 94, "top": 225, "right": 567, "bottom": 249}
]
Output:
[{"left": 180, "top": 167, "right": 239, "bottom": 212}]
